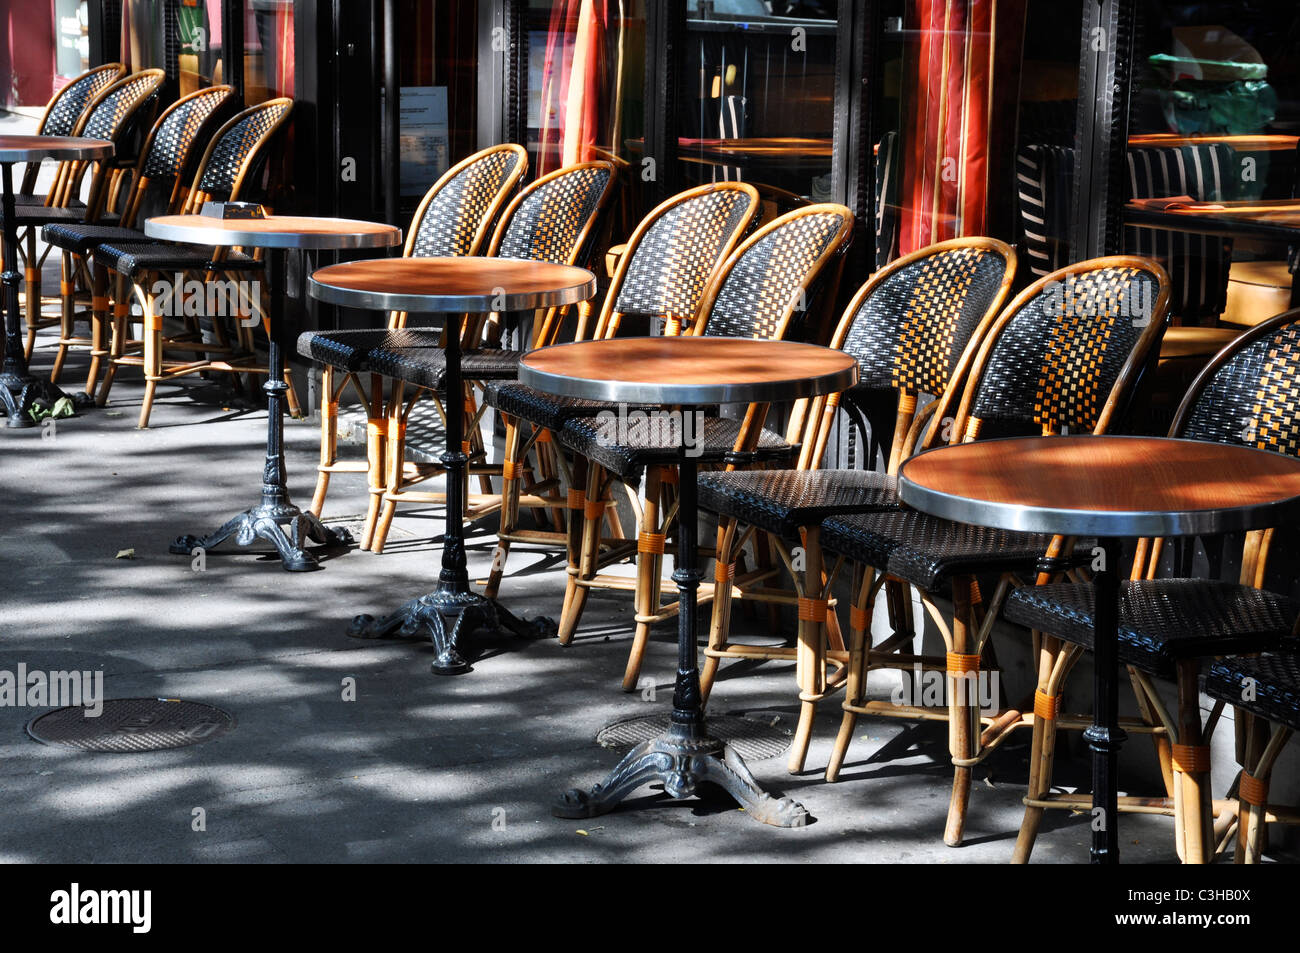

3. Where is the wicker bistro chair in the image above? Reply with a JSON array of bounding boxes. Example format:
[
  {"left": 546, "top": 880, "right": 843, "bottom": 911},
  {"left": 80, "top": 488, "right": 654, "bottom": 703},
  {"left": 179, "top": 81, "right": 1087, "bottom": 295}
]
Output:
[
  {"left": 362, "top": 159, "right": 618, "bottom": 553},
  {"left": 12, "top": 69, "right": 164, "bottom": 358},
  {"left": 89, "top": 98, "right": 294, "bottom": 428},
  {"left": 301, "top": 143, "right": 529, "bottom": 541},
  {"left": 696, "top": 238, "right": 1018, "bottom": 773},
  {"left": 552, "top": 204, "right": 856, "bottom": 662},
  {"left": 14, "top": 63, "right": 126, "bottom": 203},
  {"left": 817, "top": 257, "right": 1171, "bottom": 848},
  {"left": 41, "top": 85, "right": 236, "bottom": 394},
  {"left": 481, "top": 182, "right": 763, "bottom": 598},
  {"left": 1007, "top": 309, "right": 1300, "bottom": 864}
]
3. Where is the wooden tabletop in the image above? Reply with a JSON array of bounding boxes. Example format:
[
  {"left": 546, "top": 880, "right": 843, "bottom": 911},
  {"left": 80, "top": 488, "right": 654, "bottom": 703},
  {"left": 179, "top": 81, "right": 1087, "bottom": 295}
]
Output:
[
  {"left": 518, "top": 336, "right": 859, "bottom": 406},
  {"left": 1124, "top": 199, "right": 1300, "bottom": 243},
  {"left": 0, "top": 135, "right": 113, "bottom": 163},
  {"left": 144, "top": 214, "right": 402, "bottom": 250},
  {"left": 308, "top": 257, "right": 597, "bottom": 313},
  {"left": 899, "top": 434, "right": 1300, "bottom": 538}
]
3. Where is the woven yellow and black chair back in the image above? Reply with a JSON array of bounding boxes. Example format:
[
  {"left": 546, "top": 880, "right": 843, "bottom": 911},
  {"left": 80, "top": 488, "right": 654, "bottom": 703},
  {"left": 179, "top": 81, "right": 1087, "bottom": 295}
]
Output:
[
  {"left": 187, "top": 98, "right": 294, "bottom": 206},
  {"left": 599, "top": 181, "right": 761, "bottom": 338},
  {"left": 823, "top": 237, "right": 1016, "bottom": 467},
  {"left": 693, "top": 203, "right": 855, "bottom": 342},
  {"left": 407, "top": 143, "right": 528, "bottom": 258},
  {"left": 20, "top": 64, "right": 125, "bottom": 193},
  {"left": 55, "top": 69, "right": 164, "bottom": 210},
  {"left": 1174, "top": 308, "right": 1300, "bottom": 455},
  {"left": 954, "top": 256, "right": 1171, "bottom": 439},
  {"left": 488, "top": 160, "right": 616, "bottom": 266}
]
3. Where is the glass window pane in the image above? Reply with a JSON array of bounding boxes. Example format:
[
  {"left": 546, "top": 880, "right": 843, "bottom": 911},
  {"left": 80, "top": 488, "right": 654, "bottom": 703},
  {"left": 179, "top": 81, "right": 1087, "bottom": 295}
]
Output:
[{"left": 244, "top": 0, "right": 294, "bottom": 102}]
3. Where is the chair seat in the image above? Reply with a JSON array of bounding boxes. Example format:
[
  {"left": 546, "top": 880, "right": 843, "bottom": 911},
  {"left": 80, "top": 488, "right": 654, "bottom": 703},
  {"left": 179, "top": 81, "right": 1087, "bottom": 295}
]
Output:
[
  {"left": 1205, "top": 652, "right": 1300, "bottom": 731},
  {"left": 557, "top": 413, "right": 794, "bottom": 483},
  {"left": 697, "top": 468, "right": 902, "bottom": 537},
  {"left": 43, "top": 222, "right": 146, "bottom": 255},
  {"left": 367, "top": 344, "right": 524, "bottom": 389},
  {"left": 15, "top": 194, "right": 85, "bottom": 210},
  {"left": 12, "top": 205, "right": 87, "bottom": 226},
  {"left": 821, "top": 509, "right": 1068, "bottom": 590},
  {"left": 92, "top": 241, "right": 261, "bottom": 279},
  {"left": 482, "top": 381, "right": 627, "bottom": 432},
  {"left": 296, "top": 328, "right": 445, "bottom": 372},
  {"left": 1004, "top": 580, "right": 1300, "bottom": 679}
]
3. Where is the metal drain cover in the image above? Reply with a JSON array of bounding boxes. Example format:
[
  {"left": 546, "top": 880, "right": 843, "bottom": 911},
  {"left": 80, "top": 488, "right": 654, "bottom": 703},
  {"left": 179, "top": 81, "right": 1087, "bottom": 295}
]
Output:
[
  {"left": 27, "top": 698, "right": 235, "bottom": 753},
  {"left": 596, "top": 712, "right": 791, "bottom": 762}
]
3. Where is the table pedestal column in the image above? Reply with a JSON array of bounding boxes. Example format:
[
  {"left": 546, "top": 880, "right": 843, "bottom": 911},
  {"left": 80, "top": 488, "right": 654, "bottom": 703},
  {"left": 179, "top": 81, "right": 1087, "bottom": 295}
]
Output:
[
  {"left": 168, "top": 248, "right": 350, "bottom": 570},
  {"left": 347, "top": 311, "right": 557, "bottom": 672},
  {"left": 0, "top": 161, "right": 85, "bottom": 428},
  {"left": 1084, "top": 535, "right": 1126, "bottom": 864},
  {"left": 553, "top": 436, "right": 809, "bottom": 827}
]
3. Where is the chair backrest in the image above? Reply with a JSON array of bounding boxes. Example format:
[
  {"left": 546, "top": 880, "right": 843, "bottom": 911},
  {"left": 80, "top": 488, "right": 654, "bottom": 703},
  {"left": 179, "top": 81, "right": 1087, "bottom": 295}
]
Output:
[
  {"left": 120, "top": 85, "right": 235, "bottom": 226},
  {"left": 693, "top": 203, "right": 855, "bottom": 342},
  {"left": 55, "top": 69, "right": 165, "bottom": 212},
  {"left": 488, "top": 160, "right": 616, "bottom": 266},
  {"left": 951, "top": 256, "right": 1171, "bottom": 440},
  {"left": 595, "top": 181, "right": 761, "bottom": 339},
  {"left": 184, "top": 98, "right": 294, "bottom": 209},
  {"left": 406, "top": 144, "right": 529, "bottom": 258},
  {"left": 810, "top": 237, "right": 1016, "bottom": 472},
  {"left": 1138, "top": 309, "right": 1300, "bottom": 585},
  {"left": 21, "top": 64, "right": 125, "bottom": 194},
  {"left": 36, "top": 63, "right": 126, "bottom": 136}
]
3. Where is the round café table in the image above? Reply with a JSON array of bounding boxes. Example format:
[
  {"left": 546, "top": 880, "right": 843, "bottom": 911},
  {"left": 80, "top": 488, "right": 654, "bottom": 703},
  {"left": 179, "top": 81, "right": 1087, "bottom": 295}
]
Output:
[
  {"left": 143, "top": 213, "right": 402, "bottom": 570},
  {"left": 898, "top": 434, "right": 1300, "bottom": 863},
  {"left": 1, "top": 135, "right": 113, "bottom": 427},
  {"left": 519, "top": 336, "right": 859, "bottom": 828},
  {"left": 308, "top": 257, "right": 596, "bottom": 670}
]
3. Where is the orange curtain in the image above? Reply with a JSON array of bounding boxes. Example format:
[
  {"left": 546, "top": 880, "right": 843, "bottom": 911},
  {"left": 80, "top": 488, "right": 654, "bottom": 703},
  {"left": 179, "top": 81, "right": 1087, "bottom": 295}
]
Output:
[
  {"left": 538, "top": 0, "right": 609, "bottom": 175},
  {"left": 898, "top": 0, "right": 1025, "bottom": 254}
]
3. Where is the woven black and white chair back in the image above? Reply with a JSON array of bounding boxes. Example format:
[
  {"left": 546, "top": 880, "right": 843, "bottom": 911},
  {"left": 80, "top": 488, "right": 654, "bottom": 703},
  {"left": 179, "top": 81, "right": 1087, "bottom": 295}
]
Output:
[
  {"left": 602, "top": 182, "right": 761, "bottom": 337},
  {"left": 407, "top": 144, "right": 528, "bottom": 259},
  {"left": 695, "top": 203, "right": 854, "bottom": 341},
  {"left": 141, "top": 85, "right": 235, "bottom": 186},
  {"left": 191, "top": 98, "right": 294, "bottom": 203},
  {"left": 489, "top": 160, "right": 615, "bottom": 266},
  {"left": 21, "top": 64, "right": 125, "bottom": 194},
  {"left": 955, "top": 256, "right": 1171, "bottom": 439}
]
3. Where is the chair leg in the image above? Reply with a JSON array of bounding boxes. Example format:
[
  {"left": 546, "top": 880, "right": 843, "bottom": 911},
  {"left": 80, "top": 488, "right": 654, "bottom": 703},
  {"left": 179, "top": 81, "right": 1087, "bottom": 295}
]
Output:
[
  {"left": 50, "top": 252, "right": 76, "bottom": 382},
  {"left": 827, "top": 565, "right": 876, "bottom": 782},
  {"left": 484, "top": 414, "right": 523, "bottom": 600},
  {"left": 360, "top": 375, "right": 388, "bottom": 550},
  {"left": 1173, "top": 660, "right": 1214, "bottom": 864},
  {"left": 944, "top": 579, "right": 976, "bottom": 847},
  {"left": 137, "top": 284, "right": 161, "bottom": 429},
  {"left": 23, "top": 230, "right": 39, "bottom": 359},
  {"left": 790, "top": 525, "right": 826, "bottom": 774},
  {"left": 310, "top": 364, "right": 338, "bottom": 517},
  {"left": 84, "top": 262, "right": 109, "bottom": 397},
  {"left": 1233, "top": 719, "right": 1289, "bottom": 864},
  {"left": 700, "top": 517, "right": 739, "bottom": 704},
  {"left": 558, "top": 465, "right": 604, "bottom": 646},
  {"left": 370, "top": 380, "right": 405, "bottom": 554},
  {"left": 624, "top": 465, "right": 665, "bottom": 692},
  {"left": 1012, "top": 633, "right": 1068, "bottom": 863},
  {"left": 557, "top": 457, "right": 588, "bottom": 645}
]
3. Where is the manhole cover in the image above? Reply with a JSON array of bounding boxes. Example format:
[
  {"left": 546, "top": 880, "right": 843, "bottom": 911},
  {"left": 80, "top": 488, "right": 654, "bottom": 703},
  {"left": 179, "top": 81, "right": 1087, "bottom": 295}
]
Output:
[
  {"left": 27, "top": 698, "right": 235, "bottom": 753},
  {"left": 596, "top": 712, "right": 791, "bottom": 762}
]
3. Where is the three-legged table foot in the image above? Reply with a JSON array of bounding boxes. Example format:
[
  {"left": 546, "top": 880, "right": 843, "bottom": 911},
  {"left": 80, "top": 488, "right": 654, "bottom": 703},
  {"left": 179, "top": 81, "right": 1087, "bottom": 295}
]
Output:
[
  {"left": 169, "top": 501, "right": 351, "bottom": 572},
  {"left": 553, "top": 721, "right": 809, "bottom": 828},
  {"left": 1, "top": 376, "right": 92, "bottom": 428},
  {"left": 348, "top": 589, "right": 557, "bottom": 674}
]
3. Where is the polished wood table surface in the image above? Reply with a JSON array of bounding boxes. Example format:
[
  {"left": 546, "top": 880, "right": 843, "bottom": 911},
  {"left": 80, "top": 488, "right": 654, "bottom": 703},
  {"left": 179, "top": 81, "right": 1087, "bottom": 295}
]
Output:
[
  {"left": 306, "top": 256, "right": 598, "bottom": 673},
  {"left": 522, "top": 336, "right": 858, "bottom": 828},
  {"left": 309, "top": 257, "right": 596, "bottom": 314},
  {"left": 899, "top": 434, "right": 1300, "bottom": 863},
  {"left": 1, "top": 136, "right": 114, "bottom": 427},
  {"left": 145, "top": 213, "right": 402, "bottom": 250},
  {"left": 148, "top": 214, "right": 402, "bottom": 572},
  {"left": 520, "top": 336, "right": 859, "bottom": 405}
]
